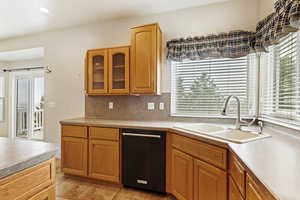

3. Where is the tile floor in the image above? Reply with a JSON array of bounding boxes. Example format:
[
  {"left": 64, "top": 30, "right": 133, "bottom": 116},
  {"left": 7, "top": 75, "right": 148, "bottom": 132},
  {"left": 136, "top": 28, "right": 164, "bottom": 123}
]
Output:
[{"left": 55, "top": 171, "right": 175, "bottom": 200}]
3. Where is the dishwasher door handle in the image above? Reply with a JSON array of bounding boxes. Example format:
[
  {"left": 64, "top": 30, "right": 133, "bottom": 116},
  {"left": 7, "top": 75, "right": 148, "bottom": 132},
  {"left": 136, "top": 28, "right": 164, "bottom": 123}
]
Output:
[{"left": 122, "top": 133, "right": 161, "bottom": 139}]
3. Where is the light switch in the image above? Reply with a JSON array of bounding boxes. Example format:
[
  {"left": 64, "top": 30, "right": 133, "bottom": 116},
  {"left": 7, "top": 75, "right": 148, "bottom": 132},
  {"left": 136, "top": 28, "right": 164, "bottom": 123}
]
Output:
[
  {"left": 159, "top": 102, "right": 164, "bottom": 110},
  {"left": 109, "top": 102, "right": 114, "bottom": 110},
  {"left": 148, "top": 102, "right": 155, "bottom": 110}
]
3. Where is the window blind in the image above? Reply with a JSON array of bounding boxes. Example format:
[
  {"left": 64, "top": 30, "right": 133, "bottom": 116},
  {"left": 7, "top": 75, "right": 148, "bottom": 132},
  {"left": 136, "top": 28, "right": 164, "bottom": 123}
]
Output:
[
  {"left": 261, "top": 32, "right": 300, "bottom": 125},
  {"left": 171, "top": 55, "right": 257, "bottom": 117}
]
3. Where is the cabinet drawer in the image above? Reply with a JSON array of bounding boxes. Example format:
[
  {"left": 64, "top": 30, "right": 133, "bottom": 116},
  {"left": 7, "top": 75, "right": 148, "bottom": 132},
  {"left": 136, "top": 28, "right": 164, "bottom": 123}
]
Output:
[
  {"left": 0, "top": 159, "right": 55, "bottom": 200},
  {"left": 171, "top": 134, "right": 227, "bottom": 170},
  {"left": 229, "top": 153, "right": 246, "bottom": 197},
  {"left": 62, "top": 125, "right": 88, "bottom": 138},
  {"left": 89, "top": 127, "right": 119, "bottom": 141},
  {"left": 29, "top": 185, "right": 55, "bottom": 200}
]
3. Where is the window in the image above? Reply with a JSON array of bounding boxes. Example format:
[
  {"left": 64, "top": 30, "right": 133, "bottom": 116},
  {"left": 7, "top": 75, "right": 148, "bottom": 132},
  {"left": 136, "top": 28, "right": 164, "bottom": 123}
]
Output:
[
  {"left": 261, "top": 32, "right": 300, "bottom": 125},
  {"left": 171, "top": 55, "right": 258, "bottom": 117},
  {"left": 0, "top": 74, "right": 5, "bottom": 122}
]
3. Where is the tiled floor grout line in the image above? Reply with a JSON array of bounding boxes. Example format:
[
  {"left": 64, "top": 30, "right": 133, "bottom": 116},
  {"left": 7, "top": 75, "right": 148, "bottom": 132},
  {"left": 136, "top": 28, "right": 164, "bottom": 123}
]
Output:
[{"left": 111, "top": 187, "right": 122, "bottom": 200}]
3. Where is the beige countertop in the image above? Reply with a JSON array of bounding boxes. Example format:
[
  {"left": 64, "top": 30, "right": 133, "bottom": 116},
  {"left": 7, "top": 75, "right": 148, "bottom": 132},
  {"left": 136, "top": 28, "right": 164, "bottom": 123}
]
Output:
[
  {"left": 0, "top": 137, "right": 58, "bottom": 179},
  {"left": 60, "top": 117, "right": 300, "bottom": 200}
]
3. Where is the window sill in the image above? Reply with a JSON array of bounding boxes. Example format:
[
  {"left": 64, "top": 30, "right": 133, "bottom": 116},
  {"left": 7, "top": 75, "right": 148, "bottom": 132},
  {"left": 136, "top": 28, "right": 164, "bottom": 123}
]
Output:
[
  {"left": 171, "top": 113, "right": 254, "bottom": 120},
  {"left": 258, "top": 117, "right": 300, "bottom": 132}
]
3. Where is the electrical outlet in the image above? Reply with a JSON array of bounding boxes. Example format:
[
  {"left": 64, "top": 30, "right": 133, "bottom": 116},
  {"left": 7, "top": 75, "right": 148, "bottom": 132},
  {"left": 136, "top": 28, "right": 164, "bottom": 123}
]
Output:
[
  {"left": 109, "top": 102, "right": 114, "bottom": 110},
  {"left": 147, "top": 102, "right": 155, "bottom": 110},
  {"left": 159, "top": 102, "right": 164, "bottom": 110}
]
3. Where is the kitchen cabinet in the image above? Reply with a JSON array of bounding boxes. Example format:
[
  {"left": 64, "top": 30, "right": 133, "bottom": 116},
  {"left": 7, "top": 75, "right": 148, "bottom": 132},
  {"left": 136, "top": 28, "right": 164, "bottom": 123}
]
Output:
[
  {"left": 86, "top": 49, "right": 108, "bottom": 94},
  {"left": 229, "top": 177, "right": 244, "bottom": 200},
  {"left": 61, "top": 136, "right": 88, "bottom": 176},
  {"left": 86, "top": 46, "right": 130, "bottom": 95},
  {"left": 0, "top": 159, "right": 56, "bottom": 200},
  {"left": 130, "top": 23, "right": 162, "bottom": 95},
  {"left": 169, "top": 133, "right": 227, "bottom": 200},
  {"left": 61, "top": 125, "right": 120, "bottom": 183},
  {"left": 229, "top": 154, "right": 246, "bottom": 198},
  {"left": 29, "top": 186, "right": 55, "bottom": 200},
  {"left": 194, "top": 159, "right": 227, "bottom": 200},
  {"left": 171, "top": 148, "right": 193, "bottom": 200},
  {"left": 89, "top": 139, "right": 120, "bottom": 183},
  {"left": 108, "top": 46, "right": 130, "bottom": 94},
  {"left": 246, "top": 175, "right": 263, "bottom": 200}
]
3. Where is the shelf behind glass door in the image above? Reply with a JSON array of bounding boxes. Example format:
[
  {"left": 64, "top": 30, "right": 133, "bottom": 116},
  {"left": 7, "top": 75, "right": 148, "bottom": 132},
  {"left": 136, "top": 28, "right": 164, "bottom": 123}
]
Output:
[
  {"left": 93, "top": 55, "right": 105, "bottom": 90},
  {"left": 112, "top": 53, "right": 125, "bottom": 89}
]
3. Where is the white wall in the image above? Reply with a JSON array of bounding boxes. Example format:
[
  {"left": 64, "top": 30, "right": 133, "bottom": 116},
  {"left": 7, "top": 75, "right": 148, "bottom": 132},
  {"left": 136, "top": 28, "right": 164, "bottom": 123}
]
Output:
[
  {"left": 0, "top": 63, "right": 8, "bottom": 136},
  {"left": 258, "top": 0, "right": 274, "bottom": 21},
  {"left": 0, "top": 0, "right": 259, "bottom": 144}
]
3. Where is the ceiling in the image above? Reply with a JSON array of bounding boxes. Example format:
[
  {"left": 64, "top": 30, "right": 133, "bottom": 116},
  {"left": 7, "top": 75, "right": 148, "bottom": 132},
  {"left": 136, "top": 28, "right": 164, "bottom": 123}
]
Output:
[
  {"left": 0, "top": 0, "right": 228, "bottom": 40},
  {"left": 0, "top": 47, "right": 44, "bottom": 62}
]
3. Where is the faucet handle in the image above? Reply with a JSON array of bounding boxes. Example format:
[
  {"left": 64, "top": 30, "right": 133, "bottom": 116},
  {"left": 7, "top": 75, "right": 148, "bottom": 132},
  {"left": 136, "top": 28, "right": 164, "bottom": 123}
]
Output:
[{"left": 258, "top": 121, "right": 263, "bottom": 134}]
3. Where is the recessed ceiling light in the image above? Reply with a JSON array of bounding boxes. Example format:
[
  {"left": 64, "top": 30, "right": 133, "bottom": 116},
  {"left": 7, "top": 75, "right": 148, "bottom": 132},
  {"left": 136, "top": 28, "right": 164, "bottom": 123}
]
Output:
[{"left": 40, "top": 7, "right": 50, "bottom": 14}]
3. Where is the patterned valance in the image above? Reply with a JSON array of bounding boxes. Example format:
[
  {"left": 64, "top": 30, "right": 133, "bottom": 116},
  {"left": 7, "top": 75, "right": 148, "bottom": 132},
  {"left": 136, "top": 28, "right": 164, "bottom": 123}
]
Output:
[
  {"left": 254, "top": 0, "right": 300, "bottom": 51},
  {"left": 167, "top": 31, "right": 255, "bottom": 62}
]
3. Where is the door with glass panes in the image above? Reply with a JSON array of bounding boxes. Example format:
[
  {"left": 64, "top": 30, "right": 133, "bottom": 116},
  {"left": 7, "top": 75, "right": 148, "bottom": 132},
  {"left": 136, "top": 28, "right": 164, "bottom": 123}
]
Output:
[
  {"left": 108, "top": 47, "right": 129, "bottom": 94},
  {"left": 15, "top": 73, "right": 44, "bottom": 140},
  {"left": 87, "top": 49, "right": 108, "bottom": 94}
]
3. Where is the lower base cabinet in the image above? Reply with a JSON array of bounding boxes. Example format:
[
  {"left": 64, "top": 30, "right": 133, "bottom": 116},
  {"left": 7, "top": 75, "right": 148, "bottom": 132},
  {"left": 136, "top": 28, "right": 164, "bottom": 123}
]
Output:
[
  {"left": 246, "top": 175, "right": 263, "bottom": 200},
  {"left": 61, "top": 137, "right": 88, "bottom": 176},
  {"left": 171, "top": 149, "right": 193, "bottom": 200},
  {"left": 89, "top": 139, "right": 120, "bottom": 183},
  {"left": 194, "top": 159, "right": 227, "bottom": 200},
  {"left": 229, "top": 177, "right": 244, "bottom": 200},
  {"left": 29, "top": 186, "right": 56, "bottom": 200},
  {"left": 171, "top": 148, "right": 227, "bottom": 200},
  {"left": 0, "top": 159, "right": 55, "bottom": 200}
]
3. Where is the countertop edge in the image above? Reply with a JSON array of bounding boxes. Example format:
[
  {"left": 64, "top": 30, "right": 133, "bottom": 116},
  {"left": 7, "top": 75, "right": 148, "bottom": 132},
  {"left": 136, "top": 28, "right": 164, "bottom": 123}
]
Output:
[{"left": 0, "top": 149, "right": 57, "bottom": 179}]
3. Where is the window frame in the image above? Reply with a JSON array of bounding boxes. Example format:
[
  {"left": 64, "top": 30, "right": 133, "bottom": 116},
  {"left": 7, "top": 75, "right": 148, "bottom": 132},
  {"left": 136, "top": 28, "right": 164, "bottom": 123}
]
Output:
[
  {"left": 259, "top": 32, "right": 300, "bottom": 126},
  {"left": 170, "top": 55, "right": 258, "bottom": 118}
]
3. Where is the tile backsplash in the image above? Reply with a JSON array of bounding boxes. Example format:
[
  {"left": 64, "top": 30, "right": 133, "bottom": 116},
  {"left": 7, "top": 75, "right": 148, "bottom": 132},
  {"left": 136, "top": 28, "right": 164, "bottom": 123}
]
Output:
[
  {"left": 85, "top": 93, "right": 235, "bottom": 124},
  {"left": 85, "top": 93, "right": 171, "bottom": 121}
]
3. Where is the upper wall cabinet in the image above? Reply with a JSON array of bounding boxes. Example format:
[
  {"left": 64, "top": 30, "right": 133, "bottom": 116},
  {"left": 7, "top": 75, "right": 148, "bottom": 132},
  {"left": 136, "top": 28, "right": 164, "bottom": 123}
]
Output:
[
  {"left": 86, "top": 46, "right": 130, "bottom": 95},
  {"left": 130, "top": 23, "right": 162, "bottom": 95}
]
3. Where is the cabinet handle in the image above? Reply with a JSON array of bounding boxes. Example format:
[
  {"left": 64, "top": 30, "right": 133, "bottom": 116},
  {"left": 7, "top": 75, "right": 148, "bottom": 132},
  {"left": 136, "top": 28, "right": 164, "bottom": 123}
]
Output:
[{"left": 122, "top": 133, "right": 161, "bottom": 139}]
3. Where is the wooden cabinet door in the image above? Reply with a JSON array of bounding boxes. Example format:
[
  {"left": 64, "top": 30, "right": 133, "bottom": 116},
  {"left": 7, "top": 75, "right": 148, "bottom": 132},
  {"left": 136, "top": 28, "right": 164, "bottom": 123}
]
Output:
[
  {"left": 246, "top": 175, "right": 263, "bottom": 200},
  {"left": 87, "top": 49, "right": 108, "bottom": 94},
  {"left": 29, "top": 186, "right": 55, "bottom": 200},
  {"left": 171, "top": 149, "right": 193, "bottom": 200},
  {"left": 131, "top": 24, "right": 159, "bottom": 94},
  {"left": 108, "top": 46, "right": 130, "bottom": 94},
  {"left": 61, "top": 137, "right": 88, "bottom": 176},
  {"left": 89, "top": 139, "right": 120, "bottom": 183},
  {"left": 229, "top": 177, "right": 244, "bottom": 200},
  {"left": 194, "top": 159, "right": 227, "bottom": 200}
]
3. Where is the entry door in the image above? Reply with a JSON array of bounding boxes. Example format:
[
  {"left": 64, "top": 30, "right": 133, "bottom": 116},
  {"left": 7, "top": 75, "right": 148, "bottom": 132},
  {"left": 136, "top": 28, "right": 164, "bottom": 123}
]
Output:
[{"left": 15, "top": 73, "right": 44, "bottom": 140}]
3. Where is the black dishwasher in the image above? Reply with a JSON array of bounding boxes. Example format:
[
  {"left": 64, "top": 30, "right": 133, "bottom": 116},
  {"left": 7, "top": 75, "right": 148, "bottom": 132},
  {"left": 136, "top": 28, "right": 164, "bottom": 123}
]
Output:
[{"left": 122, "top": 129, "right": 166, "bottom": 193}]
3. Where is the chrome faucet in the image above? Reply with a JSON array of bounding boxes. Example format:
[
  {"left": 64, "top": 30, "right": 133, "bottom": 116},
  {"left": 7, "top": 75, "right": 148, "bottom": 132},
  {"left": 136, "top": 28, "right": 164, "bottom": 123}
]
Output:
[{"left": 221, "top": 95, "right": 255, "bottom": 130}]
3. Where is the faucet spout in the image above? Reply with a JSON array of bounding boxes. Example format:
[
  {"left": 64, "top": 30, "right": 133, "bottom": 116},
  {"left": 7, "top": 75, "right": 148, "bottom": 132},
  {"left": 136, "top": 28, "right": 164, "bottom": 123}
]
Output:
[{"left": 221, "top": 95, "right": 242, "bottom": 130}]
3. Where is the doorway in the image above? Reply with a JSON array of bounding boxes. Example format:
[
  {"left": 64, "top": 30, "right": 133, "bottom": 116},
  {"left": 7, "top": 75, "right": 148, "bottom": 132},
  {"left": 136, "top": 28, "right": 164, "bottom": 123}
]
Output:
[{"left": 15, "top": 72, "right": 44, "bottom": 140}]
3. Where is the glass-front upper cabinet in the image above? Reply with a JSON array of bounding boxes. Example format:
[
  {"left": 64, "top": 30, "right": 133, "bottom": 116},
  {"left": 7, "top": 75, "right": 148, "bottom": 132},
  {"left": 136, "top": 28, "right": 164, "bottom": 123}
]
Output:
[
  {"left": 86, "top": 49, "right": 108, "bottom": 94},
  {"left": 108, "top": 47, "right": 130, "bottom": 94}
]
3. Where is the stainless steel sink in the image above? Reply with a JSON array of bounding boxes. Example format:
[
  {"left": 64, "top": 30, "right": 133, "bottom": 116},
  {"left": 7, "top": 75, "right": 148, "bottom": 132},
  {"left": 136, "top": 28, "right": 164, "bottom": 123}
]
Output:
[{"left": 174, "top": 124, "right": 271, "bottom": 144}]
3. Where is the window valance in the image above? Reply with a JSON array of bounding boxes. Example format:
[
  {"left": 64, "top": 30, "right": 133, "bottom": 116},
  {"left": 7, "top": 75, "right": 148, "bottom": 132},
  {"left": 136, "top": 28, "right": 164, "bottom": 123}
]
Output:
[
  {"left": 166, "top": 31, "right": 255, "bottom": 62},
  {"left": 167, "top": 0, "right": 300, "bottom": 62},
  {"left": 254, "top": 0, "right": 300, "bottom": 52}
]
